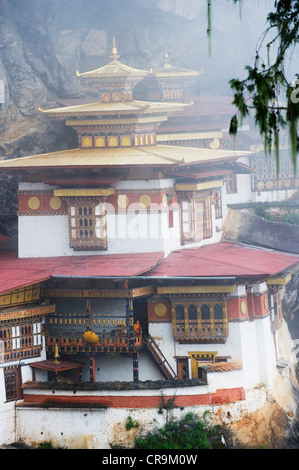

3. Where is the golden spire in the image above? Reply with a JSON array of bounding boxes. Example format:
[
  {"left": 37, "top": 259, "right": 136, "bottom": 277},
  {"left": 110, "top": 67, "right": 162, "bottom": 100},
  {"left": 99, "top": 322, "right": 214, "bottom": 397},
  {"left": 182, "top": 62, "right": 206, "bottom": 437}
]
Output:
[
  {"left": 110, "top": 37, "right": 120, "bottom": 61},
  {"left": 164, "top": 46, "right": 170, "bottom": 65}
]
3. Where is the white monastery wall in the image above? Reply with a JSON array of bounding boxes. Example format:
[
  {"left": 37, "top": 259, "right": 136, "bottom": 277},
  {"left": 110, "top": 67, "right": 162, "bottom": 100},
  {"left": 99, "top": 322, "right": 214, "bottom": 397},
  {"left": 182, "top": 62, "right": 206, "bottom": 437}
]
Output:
[
  {"left": 16, "top": 385, "right": 269, "bottom": 449},
  {"left": 224, "top": 174, "right": 253, "bottom": 209},
  {"left": 0, "top": 369, "right": 16, "bottom": 444},
  {"left": 18, "top": 178, "right": 225, "bottom": 257},
  {"left": 114, "top": 179, "right": 175, "bottom": 190},
  {"left": 148, "top": 314, "right": 277, "bottom": 391},
  {"left": 252, "top": 189, "right": 297, "bottom": 203},
  {"left": 0, "top": 340, "right": 47, "bottom": 445},
  {"left": 18, "top": 211, "right": 182, "bottom": 258},
  {"left": 50, "top": 351, "right": 164, "bottom": 383},
  {"left": 254, "top": 315, "right": 277, "bottom": 389},
  {"left": 19, "top": 215, "right": 70, "bottom": 258}
]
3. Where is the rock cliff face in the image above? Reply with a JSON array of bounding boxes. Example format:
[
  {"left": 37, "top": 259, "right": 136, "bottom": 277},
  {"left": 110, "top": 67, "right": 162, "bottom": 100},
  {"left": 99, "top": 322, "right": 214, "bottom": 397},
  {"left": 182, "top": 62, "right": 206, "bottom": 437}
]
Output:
[
  {"left": 0, "top": 0, "right": 273, "bottom": 223},
  {"left": 1, "top": 1, "right": 299, "bottom": 449},
  {"left": 0, "top": 0, "right": 273, "bottom": 157},
  {"left": 223, "top": 209, "right": 299, "bottom": 254}
]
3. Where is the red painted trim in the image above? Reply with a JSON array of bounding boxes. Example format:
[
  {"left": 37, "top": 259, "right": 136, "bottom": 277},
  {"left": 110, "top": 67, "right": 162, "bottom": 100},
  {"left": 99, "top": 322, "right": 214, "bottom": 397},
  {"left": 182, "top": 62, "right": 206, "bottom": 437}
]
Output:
[{"left": 23, "top": 387, "right": 245, "bottom": 408}]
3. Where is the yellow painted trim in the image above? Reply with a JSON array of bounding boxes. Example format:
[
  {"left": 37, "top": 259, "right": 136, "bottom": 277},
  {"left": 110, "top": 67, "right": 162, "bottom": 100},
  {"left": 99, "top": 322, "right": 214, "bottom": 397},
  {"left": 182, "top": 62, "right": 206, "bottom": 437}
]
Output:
[
  {"left": 267, "top": 274, "right": 292, "bottom": 286},
  {"left": 175, "top": 180, "right": 223, "bottom": 191},
  {"left": 66, "top": 116, "right": 169, "bottom": 126},
  {"left": 41, "top": 286, "right": 155, "bottom": 299},
  {"left": 157, "top": 285, "right": 237, "bottom": 294},
  {"left": 0, "top": 304, "right": 55, "bottom": 322},
  {"left": 54, "top": 188, "right": 115, "bottom": 197},
  {"left": 188, "top": 351, "right": 217, "bottom": 378},
  {"left": 157, "top": 131, "right": 222, "bottom": 142}
]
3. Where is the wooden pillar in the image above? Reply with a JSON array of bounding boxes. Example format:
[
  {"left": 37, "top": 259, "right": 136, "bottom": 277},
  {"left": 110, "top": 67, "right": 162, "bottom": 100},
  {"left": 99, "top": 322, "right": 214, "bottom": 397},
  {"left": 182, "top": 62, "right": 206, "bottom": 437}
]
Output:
[
  {"left": 127, "top": 298, "right": 138, "bottom": 381},
  {"left": 89, "top": 356, "right": 95, "bottom": 383},
  {"left": 127, "top": 299, "right": 135, "bottom": 350},
  {"left": 133, "top": 353, "right": 139, "bottom": 382}
]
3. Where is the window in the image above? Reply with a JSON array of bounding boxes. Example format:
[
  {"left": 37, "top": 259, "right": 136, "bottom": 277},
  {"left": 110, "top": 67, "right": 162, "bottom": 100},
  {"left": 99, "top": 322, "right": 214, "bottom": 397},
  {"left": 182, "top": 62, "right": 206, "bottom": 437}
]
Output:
[
  {"left": 166, "top": 195, "right": 174, "bottom": 228},
  {"left": 269, "top": 291, "right": 282, "bottom": 331},
  {"left": 172, "top": 301, "right": 228, "bottom": 343},
  {"left": 11, "top": 326, "right": 20, "bottom": 350},
  {"left": 226, "top": 173, "right": 238, "bottom": 194},
  {"left": 0, "top": 321, "right": 43, "bottom": 362},
  {"left": 214, "top": 189, "right": 222, "bottom": 219},
  {"left": 203, "top": 197, "right": 212, "bottom": 239},
  {"left": 180, "top": 195, "right": 213, "bottom": 244},
  {"left": 180, "top": 199, "right": 203, "bottom": 244},
  {"left": 33, "top": 322, "right": 42, "bottom": 347},
  {"left": 4, "top": 366, "right": 22, "bottom": 401},
  {"left": 68, "top": 200, "right": 107, "bottom": 250}
]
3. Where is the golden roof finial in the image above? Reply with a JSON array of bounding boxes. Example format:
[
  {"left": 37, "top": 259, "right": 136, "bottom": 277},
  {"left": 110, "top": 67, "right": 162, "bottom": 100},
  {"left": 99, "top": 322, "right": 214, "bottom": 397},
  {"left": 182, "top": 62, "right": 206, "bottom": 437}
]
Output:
[
  {"left": 164, "top": 46, "right": 170, "bottom": 65},
  {"left": 110, "top": 37, "right": 120, "bottom": 61}
]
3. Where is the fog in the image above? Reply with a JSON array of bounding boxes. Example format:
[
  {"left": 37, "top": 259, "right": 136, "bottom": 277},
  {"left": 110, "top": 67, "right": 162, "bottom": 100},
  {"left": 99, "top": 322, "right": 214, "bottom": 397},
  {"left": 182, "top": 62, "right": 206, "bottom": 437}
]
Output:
[{"left": 0, "top": 0, "right": 278, "bottom": 101}]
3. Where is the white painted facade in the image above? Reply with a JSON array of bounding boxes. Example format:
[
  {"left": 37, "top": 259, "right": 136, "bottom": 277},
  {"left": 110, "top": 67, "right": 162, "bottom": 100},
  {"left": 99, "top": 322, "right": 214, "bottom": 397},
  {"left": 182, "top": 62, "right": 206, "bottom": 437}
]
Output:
[
  {"left": 3, "top": 158, "right": 297, "bottom": 448},
  {"left": 0, "top": 337, "right": 47, "bottom": 445},
  {"left": 18, "top": 177, "right": 223, "bottom": 258},
  {"left": 148, "top": 313, "right": 277, "bottom": 392},
  {"left": 18, "top": 163, "right": 296, "bottom": 259},
  {"left": 15, "top": 384, "right": 271, "bottom": 449}
]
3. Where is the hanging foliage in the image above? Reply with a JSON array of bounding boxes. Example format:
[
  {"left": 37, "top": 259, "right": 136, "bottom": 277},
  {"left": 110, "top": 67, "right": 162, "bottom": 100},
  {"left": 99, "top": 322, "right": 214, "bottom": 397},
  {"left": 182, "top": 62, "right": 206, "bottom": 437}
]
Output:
[{"left": 207, "top": 0, "right": 299, "bottom": 173}]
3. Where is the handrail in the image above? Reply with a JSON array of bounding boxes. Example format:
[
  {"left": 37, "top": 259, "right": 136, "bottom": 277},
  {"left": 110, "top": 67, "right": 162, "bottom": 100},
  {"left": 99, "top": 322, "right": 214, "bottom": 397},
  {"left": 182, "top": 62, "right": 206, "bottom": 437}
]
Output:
[
  {"left": 47, "top": 329, "right": 143, "bottom": 352},
  {"left": 144, "top": 334, "right": 177, "bottom": 379}
]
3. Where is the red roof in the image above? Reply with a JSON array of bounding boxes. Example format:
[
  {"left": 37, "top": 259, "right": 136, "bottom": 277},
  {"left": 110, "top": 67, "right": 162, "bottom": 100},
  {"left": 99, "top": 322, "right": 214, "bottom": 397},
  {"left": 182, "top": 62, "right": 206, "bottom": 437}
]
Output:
[
  {"left": 0, "top": 251, "right": 164, "bottom": 294},
  {"left": 1, "top": 243, "right": 298, "bottom": 295},
  {"left": 148, "top": 243, "right": 299, "bottom": 278},
  {"left": 174, "top": 96, "right": 237, "bottom": 117}
]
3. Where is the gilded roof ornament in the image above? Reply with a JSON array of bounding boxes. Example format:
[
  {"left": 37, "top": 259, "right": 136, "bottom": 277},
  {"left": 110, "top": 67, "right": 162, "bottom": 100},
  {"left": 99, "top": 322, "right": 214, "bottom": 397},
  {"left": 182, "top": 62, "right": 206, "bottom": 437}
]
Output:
[
  {"left": 164, "top": 47, "right": 170, "bottom": 66},
  {"left": 110, "top": 37, "right": 120, "bottom": 61}
]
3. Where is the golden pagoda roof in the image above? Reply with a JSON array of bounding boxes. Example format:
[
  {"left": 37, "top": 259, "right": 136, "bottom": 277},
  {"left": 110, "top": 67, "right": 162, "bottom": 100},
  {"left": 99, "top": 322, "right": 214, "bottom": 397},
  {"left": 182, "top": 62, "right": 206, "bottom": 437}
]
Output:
[
  {"left": 76, "top": 38, "right": 148, "bottom": 80},
  {"left": 0, "top": 145, "right": 251, "bottom": 170},
  {"left": 40, "top": 100, "right": 188, "bottom": 118},
  {"left": 152, "top": 49, "right": 200, "bottom": 78}
]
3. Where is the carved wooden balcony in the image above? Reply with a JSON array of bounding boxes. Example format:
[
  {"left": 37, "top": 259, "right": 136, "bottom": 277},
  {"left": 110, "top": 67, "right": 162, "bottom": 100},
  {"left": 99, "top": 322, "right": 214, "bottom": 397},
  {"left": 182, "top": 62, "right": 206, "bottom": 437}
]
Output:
[
  {"left": 173, "top": 319, "right": 228, "bottom": 344},
  {"left": 47, "top": 330, "right": 142, "bottom": 355}
]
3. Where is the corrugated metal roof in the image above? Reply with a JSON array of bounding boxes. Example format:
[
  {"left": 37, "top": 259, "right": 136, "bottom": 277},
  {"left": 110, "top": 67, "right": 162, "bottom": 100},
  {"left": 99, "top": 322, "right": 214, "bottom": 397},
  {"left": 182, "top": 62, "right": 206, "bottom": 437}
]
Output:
[
  {"left": 0, "top": 251, "right": 164, "bottom": 294},
  {"left": 148, "top": 243, "right": 299, "bottom": 278},
  {"left": 0, "top": 146, "right": 250, "bottom": 170},
  {"left": 1, "top": 243, "right": 298, "bottom": 295}
]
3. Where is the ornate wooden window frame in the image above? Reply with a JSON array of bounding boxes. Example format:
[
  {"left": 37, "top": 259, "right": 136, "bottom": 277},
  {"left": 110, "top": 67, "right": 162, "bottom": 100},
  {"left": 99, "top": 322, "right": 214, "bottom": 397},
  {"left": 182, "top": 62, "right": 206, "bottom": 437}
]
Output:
[
  {"left": 225, "top": 173, "right": 238, "bottom": 194},
  {"left": 4, "top": 366, "right": 22, "bottom": 402},
  {"left": 171, "top": 300, "right": 228, "bottom": 343},
  {"left": 0, "top": 319, "right": 43, "bottom": 363},
  {"left": 179, "top": 192, "right": 213, "bottom": 244},
  {"left": 214, "top": 188, "right": 222, "bottom": 219},
  {"left": 67, "top": 198, "right": 107, "bottom": 251}
]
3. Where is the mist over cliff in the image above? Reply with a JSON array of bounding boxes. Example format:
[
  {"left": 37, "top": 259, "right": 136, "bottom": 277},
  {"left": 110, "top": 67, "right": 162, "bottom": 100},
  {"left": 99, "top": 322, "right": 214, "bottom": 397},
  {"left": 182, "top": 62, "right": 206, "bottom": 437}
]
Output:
[{"left": 0, "top": 0, "right": 274, "bottom": 157}]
